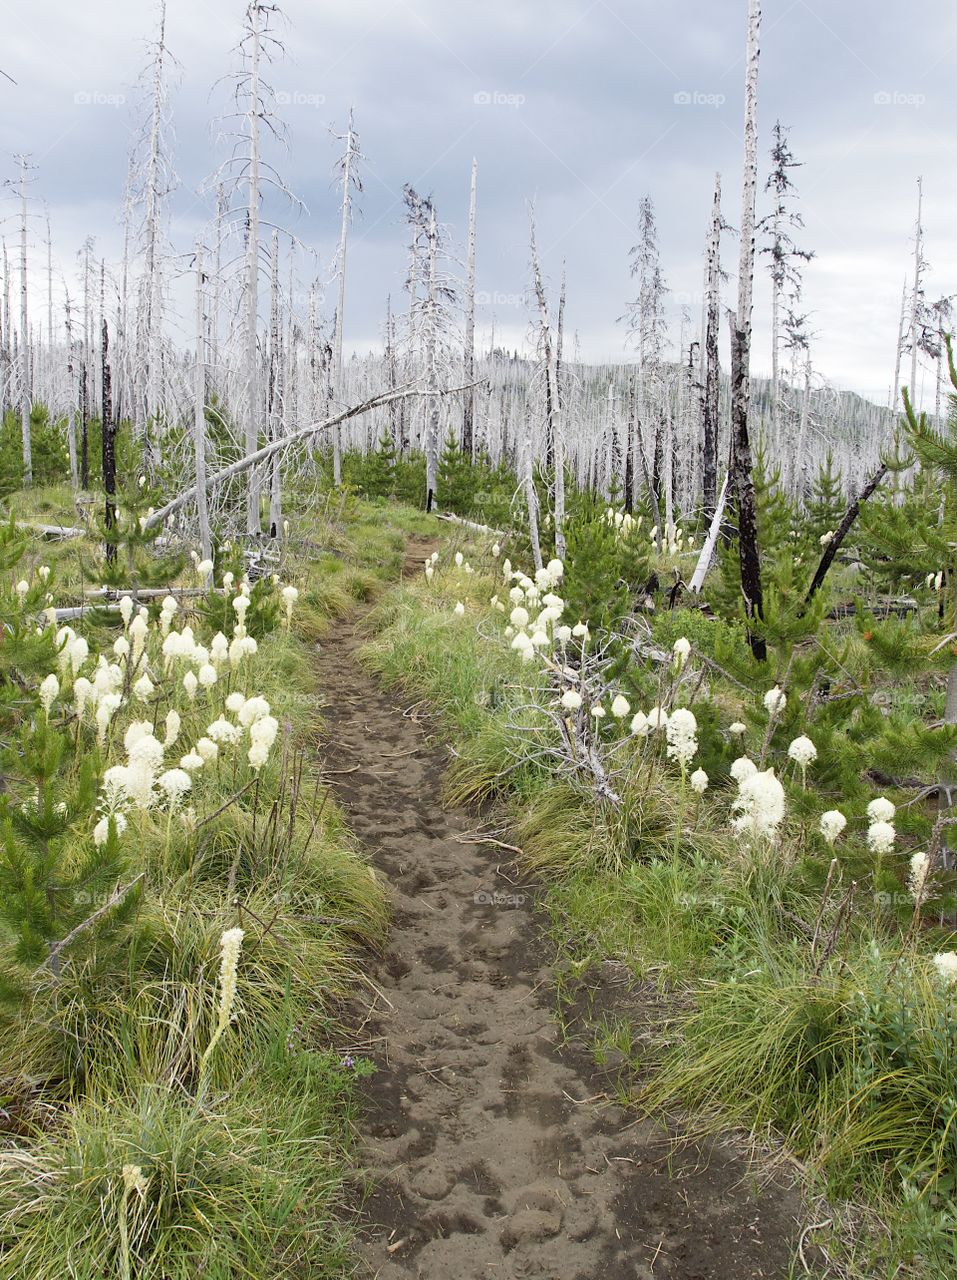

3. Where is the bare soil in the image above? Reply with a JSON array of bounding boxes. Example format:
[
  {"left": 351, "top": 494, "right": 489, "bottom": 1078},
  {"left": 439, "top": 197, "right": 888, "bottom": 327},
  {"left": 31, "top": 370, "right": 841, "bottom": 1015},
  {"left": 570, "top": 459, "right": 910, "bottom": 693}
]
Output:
[{"left": 314, "top": 537, "right": 804, "bottom": 1280}]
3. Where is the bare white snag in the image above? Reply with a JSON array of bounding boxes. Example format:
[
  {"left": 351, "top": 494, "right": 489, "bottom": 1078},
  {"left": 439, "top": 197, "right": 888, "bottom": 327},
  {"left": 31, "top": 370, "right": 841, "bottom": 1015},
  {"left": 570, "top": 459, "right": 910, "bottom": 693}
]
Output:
[
  {"left": 529, "top": 208, "right": 565, "bottom": 558},
  {"left": 462, "top": 156, "right": 477, "bottom": 458},
  {"left": 16, "top": 155, "right": 32, "bottom": 486},
  {"left": 243, "top": 0, "right": 265, "bottom": 534},
  {"left": 909, "top": 175, "right": 924, "bottom": 405},
  {"left": 331, "top": 107, "right": 361, "bottom": 486},
  {"left": 193, "top": 242, "right": 212, "bottom": 566}
]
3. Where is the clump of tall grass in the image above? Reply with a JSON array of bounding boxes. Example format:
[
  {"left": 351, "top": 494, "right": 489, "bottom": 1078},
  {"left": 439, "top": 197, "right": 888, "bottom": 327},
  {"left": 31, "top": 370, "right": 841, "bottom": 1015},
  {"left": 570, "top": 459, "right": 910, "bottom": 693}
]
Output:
[{"left": 0, "top": 502, "right": 419, "bottom": 1278}]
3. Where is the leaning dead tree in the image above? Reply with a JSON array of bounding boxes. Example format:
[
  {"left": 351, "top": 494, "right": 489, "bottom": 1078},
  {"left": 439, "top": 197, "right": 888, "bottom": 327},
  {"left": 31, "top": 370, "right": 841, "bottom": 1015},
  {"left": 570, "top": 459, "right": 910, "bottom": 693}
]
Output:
[
  {"left": 143, "top": 383, "right": 470, "bottom": 531},
  {"left": 729, "top": 0, "right": 766, "bottom": 661}
]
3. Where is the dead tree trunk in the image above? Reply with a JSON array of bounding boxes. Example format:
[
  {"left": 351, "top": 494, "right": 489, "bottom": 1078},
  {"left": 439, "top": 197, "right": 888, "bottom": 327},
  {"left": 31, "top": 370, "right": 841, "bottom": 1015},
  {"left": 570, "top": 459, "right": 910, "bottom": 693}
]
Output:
[
  {"left": 462, "top": 156, "right": 477, "bottom": 458},
  {"left": 730, "top": 0, "right": 766, "bottom": 661},
  {"left": 332, "top": 107, "right": 360, "bottom": 486},
  {"left": 101, "top": 311, "right": 116, "bottom": 565},
  {"left": 702, "top": 172, "right": 722, "bottom": 519},
  {"left": 243, "top": 0, "right": 264, "bottom": 534},
  {"left": 193, "top": 243, "right": 212, "bottom": 565},
  {"left": 529, "top": 209, "right": 565, "bottom": 558},
  {"left": 804, "top": 463, "right": 889, "bottom": 603},
  {"left": 17, "top": 156, "right": 32, "bottom": 486}
]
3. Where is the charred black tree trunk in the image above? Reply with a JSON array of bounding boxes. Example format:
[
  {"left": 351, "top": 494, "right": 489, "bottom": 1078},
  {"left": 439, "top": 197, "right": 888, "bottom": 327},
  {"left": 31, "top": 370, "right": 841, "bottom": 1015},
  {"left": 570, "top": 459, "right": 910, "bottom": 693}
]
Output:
[
  {"left": 80, "top": 362, "right": 89, "bottom": 489},
  {"left": 729, "top": 319, "right": 765, "bottom": 660},
  {"left": 805, "top": 463, "right": 889, "bottom": 603},
  {"left": 101, "top": 317, "right": 116, "bottom": 565}
]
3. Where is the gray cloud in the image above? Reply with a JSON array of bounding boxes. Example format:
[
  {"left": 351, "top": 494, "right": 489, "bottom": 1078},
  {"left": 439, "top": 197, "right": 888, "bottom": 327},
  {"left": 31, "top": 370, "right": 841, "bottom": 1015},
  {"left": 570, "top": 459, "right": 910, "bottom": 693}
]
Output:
[{"left": 2, "top": 0, "right": 955, "bottom": 405}]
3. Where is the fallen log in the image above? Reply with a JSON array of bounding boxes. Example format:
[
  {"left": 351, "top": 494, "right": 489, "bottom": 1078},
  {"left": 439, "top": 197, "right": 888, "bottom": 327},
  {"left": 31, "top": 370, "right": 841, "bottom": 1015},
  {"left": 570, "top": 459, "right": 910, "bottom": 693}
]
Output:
[{"left": 15, "top": 520, "right": 84, "bottom": 540}]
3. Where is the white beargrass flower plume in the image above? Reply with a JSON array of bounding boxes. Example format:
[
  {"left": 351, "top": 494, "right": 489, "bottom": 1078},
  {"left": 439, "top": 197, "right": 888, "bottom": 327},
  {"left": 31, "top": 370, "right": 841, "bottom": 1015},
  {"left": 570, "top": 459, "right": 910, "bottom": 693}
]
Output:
[
  {"left": 787, "top": 734, "right": 817, "bottom": 788},
  {"left": 95, "top": 693, "right": 123, "bottom": 745},
  {"left": 690, "top": 768, "right": 709, "bottom": 795},
  {"left": 200, "top": 926, "right": 246, "bottom": 1075},
  {"left": 932, "top": 952, "right": 957, "bottom": 985},
  {"left": 673, "top": 636, "right": 691, "bottom": 670},
  {"left": 665, "top": 708, "right": 698, "bottom": 769},
  {"left": 867, "top": 797, "right": 895, "bottom": 823},
  {"left": 730, "top": 756, "right": 757, "bottom": 783},
  {"left": 281, "top": 584, "right": 298, "bottom": 626},
  {"left": 560, "top": 688, "right": 582, "bottom": 712},
  {"left": 731, "top": 768, "right": 786, "bottom": 843},
  {"left": 866, "top": 798, "right": 896, "bottom": 860},
  {"left": 238, "top": 696, "right": 270, "bottom": 726},
  {"left": 763, "top": 686, "right": 787, "bottom": 716},
  {"left": 908, "top": 851, "right": 931, "bottom": 905},
  {"left": 93, "top": 812, "right": 127, "bottom": 848},
  {"left": 819, "top": 810, "right": 847, "bottom": 845},
  {"left": 866, "top": 821, "right": 895, "bottom": 855},
  {"left": 68, "top": 635, "right": 89, "bottom": 676},
  {"left": 129, "top": 613, "right": 148, "bottom": 665},
  {"left": 248, "top": 714, "right": 279, "bottom": 771},
  {"left": 611, "top": 694, "right": 631, "bottom": 719},
  {"left": 73, "top": 676, "right": 92, "bottom": 719},
  {"left": 39, "top": 673, "right": 59, "bottom": 718},
  {"left": 158, "top": 768, "right": 191, "bottom": 809}
]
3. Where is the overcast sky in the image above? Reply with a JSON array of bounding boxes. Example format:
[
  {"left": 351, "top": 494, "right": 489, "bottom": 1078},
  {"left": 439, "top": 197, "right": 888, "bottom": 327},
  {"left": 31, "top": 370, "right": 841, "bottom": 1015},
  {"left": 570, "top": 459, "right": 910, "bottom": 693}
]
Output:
[{"left": 2, "top": 0, "right": 955, "bottom": 407}]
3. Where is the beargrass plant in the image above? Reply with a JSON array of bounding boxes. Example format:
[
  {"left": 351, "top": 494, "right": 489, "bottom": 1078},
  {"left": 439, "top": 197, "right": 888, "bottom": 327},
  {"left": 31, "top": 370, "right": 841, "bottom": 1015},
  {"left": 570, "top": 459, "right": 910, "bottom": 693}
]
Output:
[
  {"left": 357, "top": 522, "right": 957, "bottom": 1276},
  {"left": 0, "top": 496, "right": 435, "bottom": 1278}
]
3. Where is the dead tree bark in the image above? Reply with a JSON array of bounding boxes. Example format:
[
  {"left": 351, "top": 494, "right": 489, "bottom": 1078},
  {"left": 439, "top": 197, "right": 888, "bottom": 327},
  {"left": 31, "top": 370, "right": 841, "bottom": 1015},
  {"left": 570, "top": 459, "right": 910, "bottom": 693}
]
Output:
[
  {"left": 193, "top": 243, "right": 212, "bottom": 565},
  {"left": 529, "top": 209, "right": 565, "bottom": 558},
  {"left": 730, "top": 0, "right": 766, "bottom": 661},
  {"left": 16, "top": 155, "right": 32, "bottom": 486},
  {"left": 331, "top": 107, "right": 361, "bottom": 485},
  {"left": 909, "top": 176, "right": 924, "bottom": 405},
  {"left": 143, "top": 385, "right": 465, "bottom": 531},
  {"left": 64, "top": 292, "right": 79, "bottom": 490},
  {"left": 702, "top": 172, "right": 722, "bottom": 519},
  {"left": 462, "top": 156, "right": 477, "bottom": 458},
  {"left": 101, "top": 307, "right": 116, "bottom": 565},
  {"left": 805, "top": 463, "right": 889, "bottom": 603},
  {"left": 243, "top": 0, "right": 264, "bottom": 534},
  {"left": 267, "top": 228, "right": 283, "bottom": 535},
  {"left": 423, "top": 202, "right": 440, "bottom": 508}
]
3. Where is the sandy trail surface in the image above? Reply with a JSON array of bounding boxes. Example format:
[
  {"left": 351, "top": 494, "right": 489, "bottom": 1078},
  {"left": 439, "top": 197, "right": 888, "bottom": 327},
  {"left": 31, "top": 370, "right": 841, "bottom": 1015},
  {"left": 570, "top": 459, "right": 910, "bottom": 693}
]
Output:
[{"left": 314, "top": 538, "right": 801, "bottom": 1280}]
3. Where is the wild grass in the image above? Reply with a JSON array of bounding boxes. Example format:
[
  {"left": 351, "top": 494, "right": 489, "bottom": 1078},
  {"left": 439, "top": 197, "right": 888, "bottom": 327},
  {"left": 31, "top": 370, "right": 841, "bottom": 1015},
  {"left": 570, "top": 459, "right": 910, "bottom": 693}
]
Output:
[
  {"left": 359, "top": 529, "right": 957, "bottom": 1280},
  {"left": 0, "top": 494, "right": 429, "bottom": 1278}
]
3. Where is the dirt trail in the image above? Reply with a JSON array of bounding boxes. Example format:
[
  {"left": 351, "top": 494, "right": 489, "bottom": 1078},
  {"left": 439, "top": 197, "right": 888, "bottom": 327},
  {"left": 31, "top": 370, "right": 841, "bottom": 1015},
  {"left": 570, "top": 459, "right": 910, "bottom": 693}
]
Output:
[{"left": 314, "top": 538, "right": 802, "bottom": 1280}]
